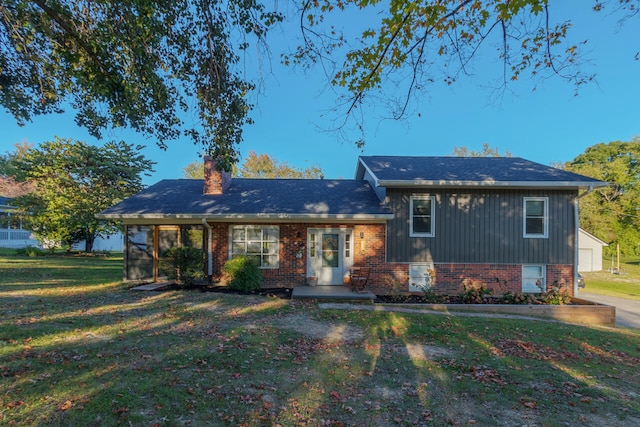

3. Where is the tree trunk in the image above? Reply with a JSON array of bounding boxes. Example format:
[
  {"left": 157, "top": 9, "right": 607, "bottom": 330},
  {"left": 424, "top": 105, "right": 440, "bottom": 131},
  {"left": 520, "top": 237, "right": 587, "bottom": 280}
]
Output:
[{"left": 85, "top": 234, "right": 95, "bottom": 253}]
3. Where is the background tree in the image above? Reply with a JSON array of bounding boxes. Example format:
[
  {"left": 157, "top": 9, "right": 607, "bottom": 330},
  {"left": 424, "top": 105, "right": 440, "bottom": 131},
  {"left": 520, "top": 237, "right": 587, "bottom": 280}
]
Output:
[
  {"left": 11, "top": 137, "right": 155, "bottom": 252},
  {"left": 0, "top": 1, "right": 282, "bottom": 170},
  {"left": 564, "top": 138, "right": 640, "bottom": 257},
  {"left": 0, "top": 142, "right": 34, "bottom": 197},
  {"left": 182, "top": 161, "right": 205, "bottom": 180},
  {"left": 182, "top": 151, "right": 324, "bottom": 179},
  {"left": 235, "top": 151, "right": 324, "bottom": 179},
  {"left": 452, "top": 143, "right": 512, "bottom": 157}
]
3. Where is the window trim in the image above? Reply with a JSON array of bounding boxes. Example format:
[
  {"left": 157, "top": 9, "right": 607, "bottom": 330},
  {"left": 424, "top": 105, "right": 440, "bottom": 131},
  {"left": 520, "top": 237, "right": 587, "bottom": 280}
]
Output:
[
  {"left": 522, "top": 264, "right": 546, "bottom": 293},
  {"left": 229, "top": 225, "right": 280, "bottom": 269},
  {"left": 410, "top": 195, "right": 435, "bottom": 237},
  {"left": 523, "top": 197, "right": 549, "bottom": 238}
]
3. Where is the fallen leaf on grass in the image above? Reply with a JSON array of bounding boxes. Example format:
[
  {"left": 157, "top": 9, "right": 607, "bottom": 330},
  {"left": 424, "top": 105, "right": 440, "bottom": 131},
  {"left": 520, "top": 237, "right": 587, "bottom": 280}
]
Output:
[
  {"left": 520, "top": 399, "right": 537, "bottom": 409},
  {"left": 6, "top": 400, "right": 24, "bottom": 409},
  {"left": 58, "top": 400, "right": 73, "bottom": 411}
]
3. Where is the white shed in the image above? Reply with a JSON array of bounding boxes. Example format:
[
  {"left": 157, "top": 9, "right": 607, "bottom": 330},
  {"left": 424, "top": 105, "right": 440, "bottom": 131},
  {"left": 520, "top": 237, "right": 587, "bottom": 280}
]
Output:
[{"left": 578, "top": 228, "right": 608, "bottom": 272}]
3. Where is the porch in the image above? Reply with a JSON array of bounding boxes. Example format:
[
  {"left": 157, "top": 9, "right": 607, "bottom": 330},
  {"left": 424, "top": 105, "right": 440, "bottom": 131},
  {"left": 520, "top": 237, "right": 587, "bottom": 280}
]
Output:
[{"left": 292, "top": 285, "right": 375, "bottom": 302}]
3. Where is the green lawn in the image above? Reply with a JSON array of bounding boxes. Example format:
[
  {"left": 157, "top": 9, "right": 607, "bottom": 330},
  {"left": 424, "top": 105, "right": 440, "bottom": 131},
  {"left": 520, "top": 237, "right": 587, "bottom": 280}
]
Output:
[
  {"left": 1, "top": 252, "right": 639, "bottom": 426},
  {"left": 581, "top": 257, "right": 640, "bottom": 300}
]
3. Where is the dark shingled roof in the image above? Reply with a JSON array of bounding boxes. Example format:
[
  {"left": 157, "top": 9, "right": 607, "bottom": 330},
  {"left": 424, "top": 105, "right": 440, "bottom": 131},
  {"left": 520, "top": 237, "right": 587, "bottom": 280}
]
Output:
[
  {"left": 98, "top": 178, "right": 392, "bottom": 220},
  {"left": 358, "top": 156, "right": 606, "bottom": 188}
]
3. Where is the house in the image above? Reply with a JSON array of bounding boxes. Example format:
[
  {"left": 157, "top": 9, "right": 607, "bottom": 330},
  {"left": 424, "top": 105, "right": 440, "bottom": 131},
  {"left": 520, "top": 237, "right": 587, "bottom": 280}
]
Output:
[
  {"left": 97, "top": 155, "right": 607, "bottom": 296},
  {"left": 72, "top": 232, "right": 125, "bottom": 252},
  {"left": 0, "top": 196, "right": 124, "bottom": 251},
  {"left": 0, "top": 196, "right": 38, "bottom": 248},
  {"left": 578, "top": 228, "right": 608, "bottom": 272}
]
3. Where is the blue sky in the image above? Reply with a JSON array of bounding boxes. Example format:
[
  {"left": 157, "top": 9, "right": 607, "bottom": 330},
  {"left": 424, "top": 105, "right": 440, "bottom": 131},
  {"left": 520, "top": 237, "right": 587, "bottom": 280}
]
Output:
[{"left": 1, "top": 4, "right": 639, "bottom": 185}]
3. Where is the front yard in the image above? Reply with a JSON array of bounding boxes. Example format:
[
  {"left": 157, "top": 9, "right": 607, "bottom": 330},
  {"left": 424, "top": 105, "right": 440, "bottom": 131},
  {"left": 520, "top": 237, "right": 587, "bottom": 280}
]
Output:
[
  {"left": 581, "top": 257, "right": 640, "bottom": 300},
  {"left": 1, "top": 252, "right": 639, "bottom": 426}
]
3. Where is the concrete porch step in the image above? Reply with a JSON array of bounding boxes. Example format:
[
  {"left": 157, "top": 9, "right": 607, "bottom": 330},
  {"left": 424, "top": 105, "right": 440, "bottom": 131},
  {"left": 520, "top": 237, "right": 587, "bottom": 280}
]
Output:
[
  {"left": 292, "top": 285, "right": 375, "bottom": 302},
  {"left": 130, "top": 282, "right": 173, "bottom": 291}
]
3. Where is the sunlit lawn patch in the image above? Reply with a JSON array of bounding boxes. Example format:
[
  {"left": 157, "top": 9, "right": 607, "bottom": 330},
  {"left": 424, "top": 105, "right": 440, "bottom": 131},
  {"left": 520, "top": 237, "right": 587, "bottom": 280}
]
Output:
[
  {"left": 581, "top": 257, "right": 640, "bottom": 300},
  {"left": 0, "top": 253, "right": 639, "bottom": 426}
]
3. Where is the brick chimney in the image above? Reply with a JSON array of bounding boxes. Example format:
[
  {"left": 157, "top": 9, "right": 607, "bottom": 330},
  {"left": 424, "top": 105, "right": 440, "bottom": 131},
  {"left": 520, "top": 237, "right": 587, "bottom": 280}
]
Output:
[{"left": 203, "top": 156, "right": 231, "bottom": 195}]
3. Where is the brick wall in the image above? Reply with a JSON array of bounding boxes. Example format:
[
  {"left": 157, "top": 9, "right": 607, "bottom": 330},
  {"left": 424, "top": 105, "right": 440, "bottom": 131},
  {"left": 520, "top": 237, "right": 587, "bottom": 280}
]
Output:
[
  {"left": 205, "top": 221, "right": 575, "bottom": 296},
  {"left": 433, "top": 263, "right": 575, "bottom": 296}
]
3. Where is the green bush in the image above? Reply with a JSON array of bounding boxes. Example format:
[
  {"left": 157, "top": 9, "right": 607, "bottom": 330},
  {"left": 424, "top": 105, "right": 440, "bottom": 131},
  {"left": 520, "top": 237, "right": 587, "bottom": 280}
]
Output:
[
  {"left": 222, "top": 256, "right": 262, "bottom": 292},
  {"left": 540, "top": 283, "right": 572, "bottom": 305},
  {"left": 159, "top": 247, "right": 205, "bottom": 287},
  {"left": 16, "top": 246, "right": 45, "bottom": 257}
]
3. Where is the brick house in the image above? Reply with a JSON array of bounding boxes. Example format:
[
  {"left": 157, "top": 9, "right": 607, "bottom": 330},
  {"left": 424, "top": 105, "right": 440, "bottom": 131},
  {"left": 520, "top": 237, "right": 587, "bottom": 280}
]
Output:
[{"left": 97, "top": 155, "right": 606, "bottom": 296}]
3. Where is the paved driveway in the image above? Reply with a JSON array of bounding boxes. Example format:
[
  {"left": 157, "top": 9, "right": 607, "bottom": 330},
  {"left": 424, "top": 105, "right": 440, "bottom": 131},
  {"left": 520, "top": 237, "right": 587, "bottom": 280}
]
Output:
[{"left": 577, "top": 291, "right": 640, "bottom": 328}]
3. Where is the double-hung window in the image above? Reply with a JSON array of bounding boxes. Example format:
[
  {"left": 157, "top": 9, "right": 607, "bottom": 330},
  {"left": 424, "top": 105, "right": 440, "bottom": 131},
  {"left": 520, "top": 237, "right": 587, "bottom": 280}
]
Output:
[
  {"left": 523, "top": 197, "right": 548, "bottom": 238},
  {"left": 410, "top": 195, "right": 435, "bottom": 237},
  {"left": 230, "top": 225, "right": 279, "bottom": 268}
]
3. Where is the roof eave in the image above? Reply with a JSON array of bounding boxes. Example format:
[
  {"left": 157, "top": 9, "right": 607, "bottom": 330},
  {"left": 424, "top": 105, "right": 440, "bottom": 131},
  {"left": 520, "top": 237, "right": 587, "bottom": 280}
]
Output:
[
  {"left": 376, "top": 179, "right": 608, "bottom": 190},
  {"left": 96, "top": 212, "right": 394, "bottom": 222}
]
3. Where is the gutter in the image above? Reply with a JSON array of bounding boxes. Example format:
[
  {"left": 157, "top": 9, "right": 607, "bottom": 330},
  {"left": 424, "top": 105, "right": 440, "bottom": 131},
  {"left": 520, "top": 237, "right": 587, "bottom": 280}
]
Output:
[
  {"left": 201, "top": 218, "right": 213, "bottom": 281},
  {"left": 377, "top": 180, "right": 609, "bottom": 189},
  {"left": 97, "top": 213, "right": 395, "bottom": 222}
]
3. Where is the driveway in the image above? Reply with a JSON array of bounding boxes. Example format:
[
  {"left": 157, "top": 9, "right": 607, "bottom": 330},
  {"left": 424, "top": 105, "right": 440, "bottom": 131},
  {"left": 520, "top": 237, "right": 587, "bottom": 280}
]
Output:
[{"left": 577, "top": 291, "right": 640, "bottom": 329}]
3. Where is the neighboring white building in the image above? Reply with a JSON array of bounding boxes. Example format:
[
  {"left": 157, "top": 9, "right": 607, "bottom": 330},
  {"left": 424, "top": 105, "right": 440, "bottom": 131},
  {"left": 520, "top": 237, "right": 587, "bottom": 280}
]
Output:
[
  {"left": 73, "top": 232, "right": 124, "bottom": 252},
  {"left": 0, "top": 196, "right": 39, "bottom": 248},
  {"left": 1, "top": 196, "right": 123, "bottom": 251},
  {"left": 578, "top": 228, "right": 608, "bottom": 272}
]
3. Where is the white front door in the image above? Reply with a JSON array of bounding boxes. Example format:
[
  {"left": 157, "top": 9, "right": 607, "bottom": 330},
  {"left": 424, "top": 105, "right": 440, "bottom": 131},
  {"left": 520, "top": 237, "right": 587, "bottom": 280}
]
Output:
[{"left": 307, "top": 228, "right": 353, "bottom": 285}]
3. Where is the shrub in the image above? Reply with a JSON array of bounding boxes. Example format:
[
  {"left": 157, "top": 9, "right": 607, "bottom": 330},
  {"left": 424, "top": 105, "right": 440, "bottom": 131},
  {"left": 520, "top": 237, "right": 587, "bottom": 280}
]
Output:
[
  {"left": 461, "top": 282, "right": 493, "bottom": 304},
  {"left": 222, "top": 256, "right": 262, "bottom": 292},
  {"left": 16, "top": 246, "right": 45, "bottom": 257},
  {"left": 540, "top": 282, "right": 572, "bottom": 305},
  {"left": 159, "top": 247, "right": 206, "bottom": 287}
]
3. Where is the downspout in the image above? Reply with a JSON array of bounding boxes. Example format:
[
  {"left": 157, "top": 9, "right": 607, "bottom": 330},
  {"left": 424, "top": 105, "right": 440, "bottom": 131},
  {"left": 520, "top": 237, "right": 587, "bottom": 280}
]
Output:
[
  {"left": 574, "top": 186, "right": 593, "bottom": 295},
  {"left": 202, "top": 218, "right": 213, "bottom": 283}
]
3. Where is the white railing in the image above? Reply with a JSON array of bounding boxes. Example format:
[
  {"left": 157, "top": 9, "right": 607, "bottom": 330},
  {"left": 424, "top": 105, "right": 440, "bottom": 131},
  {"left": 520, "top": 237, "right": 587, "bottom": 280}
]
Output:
[{"left": 0, "top": 229, "right": 36, "bottom": 241}]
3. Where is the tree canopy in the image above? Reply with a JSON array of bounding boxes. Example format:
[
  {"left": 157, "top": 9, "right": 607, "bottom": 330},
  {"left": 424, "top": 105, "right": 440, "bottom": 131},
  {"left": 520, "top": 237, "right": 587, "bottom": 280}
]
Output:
[
  {"left": 564, "top": 138, "right": 640, "bottom": 257},
  {"left": 182, "top": 151, "right": 324, "bottom": 179},
  {"left": 0, "top": 0, "right": 282, "bottom": 171},
  {"left": 10, "top": 137, "right": 155, "bottom": 251},
  {"left": 1, "top": 1, "right": 637, "bottom": 162},
  {"left": 292, "top": 1, "right": 638, "bottom": 141}
]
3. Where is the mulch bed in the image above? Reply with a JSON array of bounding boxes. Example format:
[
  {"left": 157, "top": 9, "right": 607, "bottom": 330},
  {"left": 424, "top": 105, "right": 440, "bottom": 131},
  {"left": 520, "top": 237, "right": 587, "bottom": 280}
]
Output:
[
  {"left": 150, "top": 283, "right": 576, "bottom": 305},
  {"left": 155, "top": 283, "right": 293, "bottom": 299}
]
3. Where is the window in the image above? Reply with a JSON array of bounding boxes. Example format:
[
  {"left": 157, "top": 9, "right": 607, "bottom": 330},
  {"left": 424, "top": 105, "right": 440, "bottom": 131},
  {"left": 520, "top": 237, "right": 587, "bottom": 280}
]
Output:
[
  {"left": 345, "top": 233, "right": 351, "bottom": 258},
  {"left": 523, "top": 197, "right": 548, "bottom": 238},
  {"left": 522, "top": 265, "right": 545, "bottom": 293},
  {"left": 410, "top": 195, "right": 435, "bottom": 237},
  {"left": 230, "top": 225, "right": 279, "bottom": 268}
]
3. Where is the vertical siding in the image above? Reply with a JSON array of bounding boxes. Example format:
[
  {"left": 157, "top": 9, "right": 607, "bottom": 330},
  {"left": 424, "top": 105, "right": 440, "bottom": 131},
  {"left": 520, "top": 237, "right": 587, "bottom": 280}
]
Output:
[{"left": 386, "top": 188, "right": 576, "bottom": 264}]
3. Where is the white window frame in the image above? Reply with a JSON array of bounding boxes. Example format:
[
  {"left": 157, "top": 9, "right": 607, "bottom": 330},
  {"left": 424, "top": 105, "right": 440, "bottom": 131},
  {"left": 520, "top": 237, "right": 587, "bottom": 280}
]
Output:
[
  {"left": 523, "top": 197, "right": 548, "bottom": 238},
  {"left": 410, "top": 195, "right": 435, "bottom": 237},
  {"left": 522, "top": 265, "right": 546, "bottom": 293},
  {"left": 229, "top": 225, "right": 279, "bottom": 269}
]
